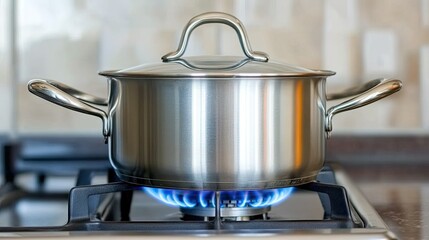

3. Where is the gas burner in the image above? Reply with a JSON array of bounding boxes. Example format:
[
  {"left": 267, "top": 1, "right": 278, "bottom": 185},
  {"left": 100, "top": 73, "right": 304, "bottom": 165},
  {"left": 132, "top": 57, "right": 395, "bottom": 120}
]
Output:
[
  {"left": 180, "top": 205, "right": 271, "bottom": 221},
  {"left": 144, "top": 187, "right": 293, "bottom": 220}
]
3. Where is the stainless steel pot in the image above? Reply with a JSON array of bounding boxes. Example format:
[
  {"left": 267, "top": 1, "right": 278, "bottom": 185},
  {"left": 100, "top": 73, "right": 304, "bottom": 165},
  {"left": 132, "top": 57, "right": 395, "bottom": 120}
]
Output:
[{"left": 28, "top": 12, "right": 402, "bottom": 190}]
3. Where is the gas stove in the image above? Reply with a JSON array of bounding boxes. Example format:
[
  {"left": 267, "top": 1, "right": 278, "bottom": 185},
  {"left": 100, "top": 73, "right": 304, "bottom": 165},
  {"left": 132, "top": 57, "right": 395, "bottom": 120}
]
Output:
[{"left": 0, "top": 141, "right": 396, "bottom": 239}]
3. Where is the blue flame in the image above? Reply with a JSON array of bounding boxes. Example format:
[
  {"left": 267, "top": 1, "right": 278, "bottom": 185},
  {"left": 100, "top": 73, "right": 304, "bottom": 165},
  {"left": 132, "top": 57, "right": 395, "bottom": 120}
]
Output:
[{"left": 144, "top": 187, "right": 294, "bottom": 208}]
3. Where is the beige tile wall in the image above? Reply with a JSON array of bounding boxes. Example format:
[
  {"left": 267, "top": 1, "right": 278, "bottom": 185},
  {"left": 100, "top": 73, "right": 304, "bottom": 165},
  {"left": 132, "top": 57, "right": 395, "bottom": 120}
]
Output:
[
  {"left": 0, "top": 1, "right": 13, "bottom": 133},
  {"left": 3, "top": 0, "right": 428, "bottom": 135}
]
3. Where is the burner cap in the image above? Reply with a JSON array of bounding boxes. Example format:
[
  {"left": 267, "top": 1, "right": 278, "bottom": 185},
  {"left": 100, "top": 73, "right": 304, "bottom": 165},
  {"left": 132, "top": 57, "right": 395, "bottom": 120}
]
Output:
[{"left": 180, "top": 205, "right": 271, "bottom": 218}]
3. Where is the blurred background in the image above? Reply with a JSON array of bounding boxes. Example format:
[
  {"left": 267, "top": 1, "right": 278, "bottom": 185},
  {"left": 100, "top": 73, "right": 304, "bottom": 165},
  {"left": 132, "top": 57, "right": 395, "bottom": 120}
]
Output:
[{"left": 0, "top": 0, "right": 427, "bottom": 136}]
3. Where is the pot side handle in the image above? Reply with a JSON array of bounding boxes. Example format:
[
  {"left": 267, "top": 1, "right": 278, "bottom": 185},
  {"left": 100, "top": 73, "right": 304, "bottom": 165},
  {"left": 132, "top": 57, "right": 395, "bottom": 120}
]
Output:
[
  {"left": 325, "top": 78, "right": 402, "bottom": 133},
  {"left": 326, "top": 78, "right": 384, "bottom": 100},
  {"left": 46, "top": 80, "right": 108, "bottom": 106},
  {"left": 28, "top": 79, "right": 109, "bottom": 140}
]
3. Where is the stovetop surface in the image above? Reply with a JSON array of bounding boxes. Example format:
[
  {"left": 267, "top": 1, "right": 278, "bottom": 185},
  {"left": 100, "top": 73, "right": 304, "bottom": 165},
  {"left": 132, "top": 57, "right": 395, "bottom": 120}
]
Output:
[
  {"left": 0, "top": 139, "right": 396, "bottom": 239},
  {"left": 0, "top": 165, "right": 396, "bottom": 239},
  {"left": 0, "top": 188, "right": 325, "bottom": 226},
  {"left": 2, "top": 137, "right": 428, "bottom": 239}
]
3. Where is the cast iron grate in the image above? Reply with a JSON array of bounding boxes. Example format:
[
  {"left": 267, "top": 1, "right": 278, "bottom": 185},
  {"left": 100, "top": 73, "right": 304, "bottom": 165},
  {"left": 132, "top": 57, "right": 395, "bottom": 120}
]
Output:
[{"left": 0, "top": 178, "right": 358, "bottom": 232}]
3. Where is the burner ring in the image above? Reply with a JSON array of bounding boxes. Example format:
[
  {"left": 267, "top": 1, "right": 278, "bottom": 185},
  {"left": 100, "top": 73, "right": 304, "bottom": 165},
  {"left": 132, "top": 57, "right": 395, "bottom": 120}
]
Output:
[{"left": 180, "top": 206, "right": 271, "bottom": 218}]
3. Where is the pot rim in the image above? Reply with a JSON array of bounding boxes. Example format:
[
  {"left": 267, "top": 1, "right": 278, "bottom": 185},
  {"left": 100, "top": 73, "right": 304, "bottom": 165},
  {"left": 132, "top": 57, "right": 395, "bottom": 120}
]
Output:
[{"left": 99, "top": 69, "right": 336, "bottom": 79}]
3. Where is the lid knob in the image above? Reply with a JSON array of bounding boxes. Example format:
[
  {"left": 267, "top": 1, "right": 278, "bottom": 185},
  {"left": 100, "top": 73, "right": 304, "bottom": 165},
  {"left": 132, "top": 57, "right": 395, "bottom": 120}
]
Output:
[{"left": 162, "top": 12, "right": 269, "bottom": 62}]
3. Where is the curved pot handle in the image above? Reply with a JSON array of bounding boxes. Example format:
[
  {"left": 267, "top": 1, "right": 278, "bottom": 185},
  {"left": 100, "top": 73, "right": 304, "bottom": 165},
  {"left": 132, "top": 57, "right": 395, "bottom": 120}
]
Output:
[
  {"left": 46, "top": 80, "right": 108, "bottom": 106},
  {"left": 28, "top": 79, "right": 109, "bottom": 140},
  {"left": 326, "top": 78, "right": 384, "bottom": 100},
  {"left": 325, "top": 78, "right": 402, "bottom": 134},
  {"left": 162, "top": 12, "right": 269, "bottom": 62}
]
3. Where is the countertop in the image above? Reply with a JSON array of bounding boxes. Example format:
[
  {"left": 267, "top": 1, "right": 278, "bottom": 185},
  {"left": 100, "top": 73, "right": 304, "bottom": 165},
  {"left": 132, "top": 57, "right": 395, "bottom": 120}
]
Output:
[
  {"left": 324, "top": 135, "right": 429, "bottom": 239},
  {"left": 342, "top": 164, "right": 429, "bottom": 240}
]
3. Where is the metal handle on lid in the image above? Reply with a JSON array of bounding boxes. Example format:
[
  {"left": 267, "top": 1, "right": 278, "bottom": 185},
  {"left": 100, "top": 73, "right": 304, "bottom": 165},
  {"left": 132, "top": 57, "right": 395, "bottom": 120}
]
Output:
[{"left": 162, "top": 12, "right": 269, "bottom": 62}]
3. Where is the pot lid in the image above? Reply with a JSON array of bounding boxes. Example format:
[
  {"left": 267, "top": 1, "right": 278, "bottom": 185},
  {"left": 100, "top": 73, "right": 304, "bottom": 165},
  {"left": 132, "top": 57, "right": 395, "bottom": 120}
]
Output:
[
  {"left": 99, "top": 56, "right": 335, "bottom": 78},
  {"left": 99, "top": 12, "right": 335, "bottom": 79}
]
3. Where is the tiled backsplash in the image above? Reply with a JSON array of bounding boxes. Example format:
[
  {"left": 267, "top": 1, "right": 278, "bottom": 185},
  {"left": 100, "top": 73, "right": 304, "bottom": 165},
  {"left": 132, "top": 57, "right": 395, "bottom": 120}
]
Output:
[{"left": 1, "top": 0, "right": 428, "bottom": 135}]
